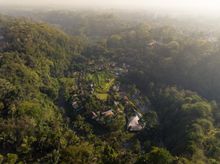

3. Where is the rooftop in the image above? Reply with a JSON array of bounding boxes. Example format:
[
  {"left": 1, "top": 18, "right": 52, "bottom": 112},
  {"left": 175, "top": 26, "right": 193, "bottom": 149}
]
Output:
[{"left": 127, "top": 115, "right": 143, "bottom": 132}]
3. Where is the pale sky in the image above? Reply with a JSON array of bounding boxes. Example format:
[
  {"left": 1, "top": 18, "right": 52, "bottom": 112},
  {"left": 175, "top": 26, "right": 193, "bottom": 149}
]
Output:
[{"left": 1, "top": 0, "right": 220, "bottom": 13}]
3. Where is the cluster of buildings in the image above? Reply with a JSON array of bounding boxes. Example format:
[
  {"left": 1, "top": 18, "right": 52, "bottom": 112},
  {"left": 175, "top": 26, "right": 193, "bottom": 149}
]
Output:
[{"left": 71, "top": 59, "right": 146, "bottom": 132}]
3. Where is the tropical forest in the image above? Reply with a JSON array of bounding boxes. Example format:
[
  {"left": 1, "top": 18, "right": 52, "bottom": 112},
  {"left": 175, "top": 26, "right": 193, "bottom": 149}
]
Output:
[{"left": 0, "top": 1, "right": 220, "bottom": 163}]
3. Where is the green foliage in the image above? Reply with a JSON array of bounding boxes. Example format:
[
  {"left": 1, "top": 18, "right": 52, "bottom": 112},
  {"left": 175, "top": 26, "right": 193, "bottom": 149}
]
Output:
[
  {"left": 0, "top": 154, "right": 3, "bottom": 164},
  {"left": 0, "top": 12, "right": 220, "bottom": 163},
  {"left": 142, "top": 111, "right": 158, "bottom": 130},
  {"left": 136, "top": 147, "right": 174, "bottom": 164},
  {"left": 6, "top": 153, "right": 18, "bottom": 164},
  {"left": 102, "top": 145, "right": 119, "bottom": 164},
  {"left": 61, "top": 142, "right": 94, "bottom": 164},
  {"left": 0, "top": 16, "right": 85, "bottom": 163}
]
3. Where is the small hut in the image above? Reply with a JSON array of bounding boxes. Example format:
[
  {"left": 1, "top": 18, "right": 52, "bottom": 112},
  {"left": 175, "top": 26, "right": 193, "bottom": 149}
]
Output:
[
  {"left": 91, "top": 112, "right": 98, "bottom": 119},
  {"left": 102, "top": 110, "right": 114, "bottom": 117},
  {"left": 72, "top": 101, "right": 79, "bottom": 109}
]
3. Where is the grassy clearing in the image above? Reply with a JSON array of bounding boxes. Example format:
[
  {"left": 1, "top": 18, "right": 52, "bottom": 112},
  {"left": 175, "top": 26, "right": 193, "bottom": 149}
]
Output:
[
  {"left": 95, "top": 93, "right": 108, "bottom": 100},
  {"left": 86, "top": 71, "right": 115, "bottom": 101}
]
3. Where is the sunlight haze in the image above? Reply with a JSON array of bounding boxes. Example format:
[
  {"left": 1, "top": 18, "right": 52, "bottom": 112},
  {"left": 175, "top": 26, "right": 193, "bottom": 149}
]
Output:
[
  {"left": 1, "top": 0, "right": 220, "bottom": 13},
  {"left": 1, "top": 0, "right": 220, "bottom": 163}
]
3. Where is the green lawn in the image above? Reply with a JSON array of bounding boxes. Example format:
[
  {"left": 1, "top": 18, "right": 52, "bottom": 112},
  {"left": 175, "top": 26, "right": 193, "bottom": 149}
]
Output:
[
  {"left": 95, "top": 93, "right": 108, "bottom": 100},
  {"left": 86, "top": 71, "right": 115, "bottom": 101}
]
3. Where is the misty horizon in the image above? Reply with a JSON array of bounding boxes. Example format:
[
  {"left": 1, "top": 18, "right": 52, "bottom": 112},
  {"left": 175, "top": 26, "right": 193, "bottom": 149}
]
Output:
[
  {"left": 1, "top": 0, "right": 220, "bottom": 163},
  {"left": 1, "top": 0, "right": 220, "bottom": 15}
]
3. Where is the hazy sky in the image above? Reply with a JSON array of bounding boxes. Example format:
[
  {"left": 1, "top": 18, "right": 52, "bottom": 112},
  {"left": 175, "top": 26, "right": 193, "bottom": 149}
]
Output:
[{"left": 1, "top": 0, "right": 220, "bottom": 13}]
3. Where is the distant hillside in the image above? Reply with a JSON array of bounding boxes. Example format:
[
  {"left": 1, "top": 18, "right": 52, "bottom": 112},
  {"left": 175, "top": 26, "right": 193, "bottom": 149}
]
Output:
[{"left": 0, "top": 15, "right": 86, "bottom": 163}]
